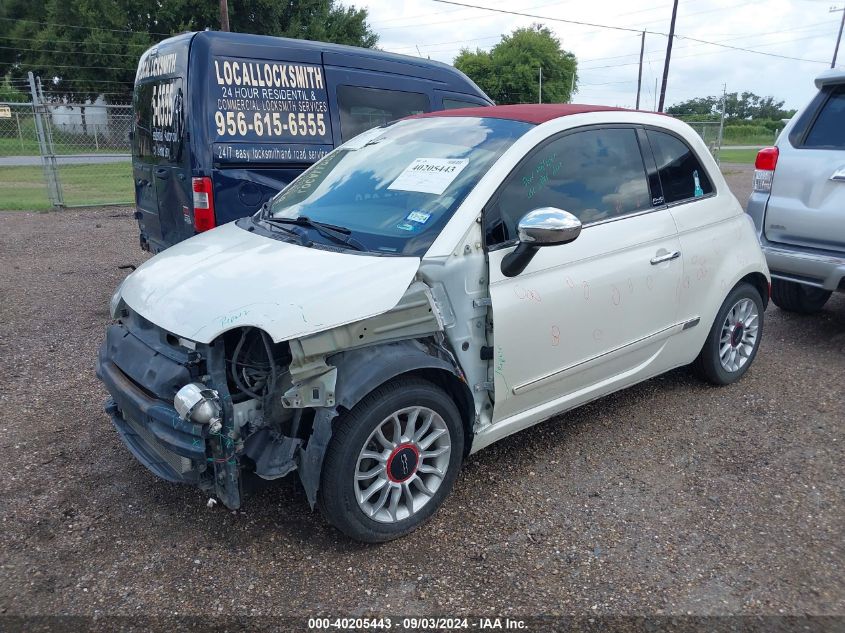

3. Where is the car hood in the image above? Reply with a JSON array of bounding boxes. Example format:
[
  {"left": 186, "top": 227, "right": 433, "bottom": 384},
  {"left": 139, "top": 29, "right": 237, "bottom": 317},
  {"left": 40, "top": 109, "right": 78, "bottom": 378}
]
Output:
[{"left": 120, "top": 222, "right": 421, "bottom": 344}]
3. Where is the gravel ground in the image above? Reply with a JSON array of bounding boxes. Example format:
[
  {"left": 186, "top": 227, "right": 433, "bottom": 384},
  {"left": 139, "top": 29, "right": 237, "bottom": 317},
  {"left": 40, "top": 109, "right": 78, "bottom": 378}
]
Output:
[{"left": 0, "top": 164, "right": 842, "bottom": 622}]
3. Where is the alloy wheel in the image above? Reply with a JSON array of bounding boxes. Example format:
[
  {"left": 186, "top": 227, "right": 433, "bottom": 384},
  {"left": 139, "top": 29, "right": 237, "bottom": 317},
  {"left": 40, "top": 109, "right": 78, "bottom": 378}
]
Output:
[
  {"left": 719, "top": 297, "right": 760, "bottom": 372},
  {"left": 354, "top": 406, "right": 451, "bottom": 524}
]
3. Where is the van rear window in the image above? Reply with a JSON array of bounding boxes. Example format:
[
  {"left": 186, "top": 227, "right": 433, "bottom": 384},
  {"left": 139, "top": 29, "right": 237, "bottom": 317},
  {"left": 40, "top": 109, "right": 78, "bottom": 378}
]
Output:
[
  {"left": 133, "top": 78, "right": 184, "bottom": 163},
  {"left": 337, "top": 86, "right": 429, "bottom": 142}
]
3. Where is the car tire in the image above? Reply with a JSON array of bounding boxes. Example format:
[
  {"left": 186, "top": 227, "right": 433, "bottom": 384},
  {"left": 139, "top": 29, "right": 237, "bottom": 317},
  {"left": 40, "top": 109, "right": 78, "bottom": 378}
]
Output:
[
  {"left": 693, "top": 282, "right": 764, "bottom": 386},
  {"left": 770, "top": 279, "right": 831, "bottom": 314},
  {"left": 318, "top": 376, "right": 464, "bottom": 543}
]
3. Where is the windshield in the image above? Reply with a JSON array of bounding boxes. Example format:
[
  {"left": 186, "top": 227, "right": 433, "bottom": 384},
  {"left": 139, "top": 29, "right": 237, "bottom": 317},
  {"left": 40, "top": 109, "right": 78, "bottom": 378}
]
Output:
[{"left": 266, "top": 116, "right": 534, "bottom": 256}]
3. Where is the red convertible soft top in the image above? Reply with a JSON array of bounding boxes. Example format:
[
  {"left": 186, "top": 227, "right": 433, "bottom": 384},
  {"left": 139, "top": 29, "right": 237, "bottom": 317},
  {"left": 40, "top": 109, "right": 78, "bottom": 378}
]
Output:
[{"left": 410, "top": 103, "right": 636, "bottom": 125}]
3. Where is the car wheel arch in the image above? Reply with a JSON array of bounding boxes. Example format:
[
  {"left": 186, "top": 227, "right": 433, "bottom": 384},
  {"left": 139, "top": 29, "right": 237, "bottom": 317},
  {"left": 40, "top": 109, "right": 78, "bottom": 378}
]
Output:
[
  {"left": 333, "top": 342, "right": 475, "bottom": 450},
  {"left": 297, "top": 339, "right": 476, "bottom": 508},
  {"left": 738, "top": 271, "right": 770, "bottom": 309}
]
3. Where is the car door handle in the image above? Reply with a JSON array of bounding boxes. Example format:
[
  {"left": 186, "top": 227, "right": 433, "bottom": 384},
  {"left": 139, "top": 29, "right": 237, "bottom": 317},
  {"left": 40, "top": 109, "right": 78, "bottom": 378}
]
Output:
[
  {"left": 154, "top": 168, "right": 169, "bottom": 179},
  {"left": 650, "top": 250, "right": 681, "bottom": 265},
  {"left": 831, "top": 166, "right": 845, "bottom": 181}
]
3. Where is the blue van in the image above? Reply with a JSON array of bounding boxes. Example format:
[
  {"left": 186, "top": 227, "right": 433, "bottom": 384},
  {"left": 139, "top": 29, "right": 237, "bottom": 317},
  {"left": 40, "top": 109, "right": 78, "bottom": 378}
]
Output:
[{"left": 132, "top": 31, "right": 493, "bottom": 253}]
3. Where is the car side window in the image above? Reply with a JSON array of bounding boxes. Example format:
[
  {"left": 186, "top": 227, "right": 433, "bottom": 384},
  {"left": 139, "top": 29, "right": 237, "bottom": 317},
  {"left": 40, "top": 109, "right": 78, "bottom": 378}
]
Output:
[
  {"left": 485, "top": 128, "right": 652, "bottom": 246},
  {"left": 646, "top": 129, "right": 713, "bottom": 203},
  {"left": 442, "top": 98, "right": 484, "bottom": 110},
  {"left": 337, "top": 86, "right": 429, "bottom": 142},
  {"left": 803, "top": 85, "right": 845, "bottom": 149}
]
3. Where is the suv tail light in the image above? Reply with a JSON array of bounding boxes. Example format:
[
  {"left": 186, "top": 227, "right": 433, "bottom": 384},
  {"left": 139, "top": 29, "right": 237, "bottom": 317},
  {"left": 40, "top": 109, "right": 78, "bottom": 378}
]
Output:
[
  {"left": 191, "top": 177, "right": 216, "bottom": 232},
  {"left": 753, "top": 146, "right": 778, "bottom": 193}
]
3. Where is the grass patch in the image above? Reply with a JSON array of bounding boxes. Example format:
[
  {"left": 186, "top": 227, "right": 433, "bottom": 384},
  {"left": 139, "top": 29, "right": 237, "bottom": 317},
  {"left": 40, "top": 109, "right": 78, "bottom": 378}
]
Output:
[
  {"left": 0, "top": 135, "right": 126, "bottom": 157},
  {"left": 0, "top": 162, "right": 133, "bottom": 210},
  {"left": 719, "top": 148, "right": 760, "bottom": 164}
]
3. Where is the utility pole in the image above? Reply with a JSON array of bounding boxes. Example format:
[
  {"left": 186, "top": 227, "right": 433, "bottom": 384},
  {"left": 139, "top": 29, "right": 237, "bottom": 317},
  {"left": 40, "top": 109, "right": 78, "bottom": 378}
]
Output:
[
  {"left": 658, "top": 0, "right": 679, "bottom": 112},
  {"left": 716, "top": 83, "right": 727, "bottom": 165},
  {"left": 219, "top": 0, "right": 230, "bottom": 31},
  {"left": 539, "top": 66, "right": 543, "bottom": 103},
  {"left": 832, "top": 6, "right": 845, "bottom": 68},
  {"left": 653, "top": 77, "right": 658, "bottom": 111},
  {"left": 635, "top": 30, "right": 646, "bottom": 110}
]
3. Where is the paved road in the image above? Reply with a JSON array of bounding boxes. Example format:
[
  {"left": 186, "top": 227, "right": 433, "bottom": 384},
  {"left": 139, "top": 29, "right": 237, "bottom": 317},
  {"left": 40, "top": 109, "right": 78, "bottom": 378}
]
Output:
[{"left": 0, "top": 153, "right": 130, "bottom": 167}]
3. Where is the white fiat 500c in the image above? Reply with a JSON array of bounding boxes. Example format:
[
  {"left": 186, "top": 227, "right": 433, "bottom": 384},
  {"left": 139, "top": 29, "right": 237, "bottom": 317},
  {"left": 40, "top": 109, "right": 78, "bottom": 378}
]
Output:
[{"left": 99, "top": 104, "right": 770, "bottom": 542}]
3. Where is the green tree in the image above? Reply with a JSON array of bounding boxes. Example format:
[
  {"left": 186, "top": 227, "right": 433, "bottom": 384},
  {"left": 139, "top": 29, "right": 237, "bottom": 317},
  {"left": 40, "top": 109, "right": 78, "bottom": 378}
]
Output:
[
  {"left": 668, "top": 92, "right": 796, "bottom": 120},
  {"left": 0, "top": 0, "right": 377, "bottom": 103},
  {"left": 455, "top": 25, "right": 577, "bottom": 104}
]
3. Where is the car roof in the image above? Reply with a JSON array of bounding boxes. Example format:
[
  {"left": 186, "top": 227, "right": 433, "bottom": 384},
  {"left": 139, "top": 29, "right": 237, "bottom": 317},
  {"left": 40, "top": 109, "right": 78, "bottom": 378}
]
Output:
[{"left": 410, "top": 103, "right": 639, "bottom": 124}]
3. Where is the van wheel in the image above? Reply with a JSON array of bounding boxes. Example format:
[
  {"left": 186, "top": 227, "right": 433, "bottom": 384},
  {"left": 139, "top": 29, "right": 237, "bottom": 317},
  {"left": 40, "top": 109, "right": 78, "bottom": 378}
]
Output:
[
  {"left": 770, "top": 279, "right": 831, "bottom": 314},
  {"left": 318, "top": 377, "right": 464, "bottom": 543},
  {"left": 693, "top": 282, "right": 764, "bottom": 385}
]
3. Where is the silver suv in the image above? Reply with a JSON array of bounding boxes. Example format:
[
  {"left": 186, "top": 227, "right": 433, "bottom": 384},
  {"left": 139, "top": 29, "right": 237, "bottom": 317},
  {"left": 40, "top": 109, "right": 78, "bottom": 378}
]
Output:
[{"left": 746, "top": 69, "right": 845, "bottom": 313}]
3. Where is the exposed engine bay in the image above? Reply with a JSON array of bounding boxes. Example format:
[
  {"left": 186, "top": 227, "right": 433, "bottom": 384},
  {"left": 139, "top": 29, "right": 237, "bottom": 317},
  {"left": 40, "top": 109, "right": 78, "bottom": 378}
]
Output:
[{"left": 98, "top": 268, "right": 491, "bottom": 510}]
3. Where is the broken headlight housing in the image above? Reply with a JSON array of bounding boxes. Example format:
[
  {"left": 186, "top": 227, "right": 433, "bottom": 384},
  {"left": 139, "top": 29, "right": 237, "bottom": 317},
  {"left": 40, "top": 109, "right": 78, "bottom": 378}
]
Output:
[{"left": 174, "top": 383, "right": 222, "bottom": 433}]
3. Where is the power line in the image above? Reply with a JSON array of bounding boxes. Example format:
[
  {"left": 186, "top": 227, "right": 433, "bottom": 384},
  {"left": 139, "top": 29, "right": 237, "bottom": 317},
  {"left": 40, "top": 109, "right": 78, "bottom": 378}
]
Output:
[
  {"left": 389, "top": 34, "right": 502, "bottom": 51},
  {"left": 429, "top": 0, "right": 644, "bottom": 34},
  {"left": 579, "top": 30, "right": 837, "bottom": 71},
  {"left": 0, "top": 34, "right": 148, "bottom": 47},
  {"left": 375, "top": 0, "right": 569, "bottom": 30},
  {"left": 429, "top": 0, "right": 832, "bottom": 64},
  {"left": 17, "top": 64, "right": 130, "bottom": 71},
  {"left": 386, "top": 24, "right": 837, "bottom": 63},
  {"left": 0, "top": 45, "right": 138, "bottom": 57},
  {"left": 0, "top": 15, "right": 171, "bottom": 36}
]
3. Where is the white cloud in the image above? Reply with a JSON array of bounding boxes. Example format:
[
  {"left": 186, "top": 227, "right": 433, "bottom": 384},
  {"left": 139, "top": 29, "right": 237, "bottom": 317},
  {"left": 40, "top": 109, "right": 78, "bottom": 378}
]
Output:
[{"left": 360, "top": 0, "right": 845, "bottom": 111}]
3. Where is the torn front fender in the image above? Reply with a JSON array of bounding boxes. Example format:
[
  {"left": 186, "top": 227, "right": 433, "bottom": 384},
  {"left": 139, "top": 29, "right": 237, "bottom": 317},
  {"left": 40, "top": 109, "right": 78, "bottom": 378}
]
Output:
[{"left": 296, "top": 339, "right": 468, "bottom": 508}]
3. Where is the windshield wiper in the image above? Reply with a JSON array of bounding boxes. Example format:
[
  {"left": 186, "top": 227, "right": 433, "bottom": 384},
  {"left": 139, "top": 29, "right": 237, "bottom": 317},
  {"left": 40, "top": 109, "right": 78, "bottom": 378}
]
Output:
[
  {"left": 264, "top": 216, "right": 367, "bottom": 252},
  {"left": 258, "top": 210, "right": 313, "bottom": 247}
]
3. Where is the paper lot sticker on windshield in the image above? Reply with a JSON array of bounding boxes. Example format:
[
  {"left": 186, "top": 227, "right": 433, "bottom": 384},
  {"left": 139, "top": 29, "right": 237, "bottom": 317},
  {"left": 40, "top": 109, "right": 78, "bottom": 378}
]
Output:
[{"left": 388, "top": 158, "right": 469, "bottom": 195}]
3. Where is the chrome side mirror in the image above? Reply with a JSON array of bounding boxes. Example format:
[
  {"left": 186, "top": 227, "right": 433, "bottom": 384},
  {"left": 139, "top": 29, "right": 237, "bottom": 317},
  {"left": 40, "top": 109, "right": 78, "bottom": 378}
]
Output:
[{"left": 501, "top": 208, "right": 582, "bottom": 277}]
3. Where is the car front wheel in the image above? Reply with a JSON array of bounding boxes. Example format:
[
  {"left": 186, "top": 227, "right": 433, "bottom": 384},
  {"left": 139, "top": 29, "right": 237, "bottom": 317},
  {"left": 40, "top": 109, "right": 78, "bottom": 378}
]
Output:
[
  {"left": 770, "top": 279, "right": 831, "bottom": 314},
  {"left": 693, "top": 282, "right": 764, "bottom": 385},
  {"left": 318, "top": 377, "right": 464, "bottom": 543}
]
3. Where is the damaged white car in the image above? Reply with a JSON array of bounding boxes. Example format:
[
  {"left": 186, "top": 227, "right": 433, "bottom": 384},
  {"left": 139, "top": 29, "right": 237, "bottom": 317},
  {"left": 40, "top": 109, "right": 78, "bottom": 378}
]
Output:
[{"left": 98, "top": 104, "right": 770, "bottom": 542}]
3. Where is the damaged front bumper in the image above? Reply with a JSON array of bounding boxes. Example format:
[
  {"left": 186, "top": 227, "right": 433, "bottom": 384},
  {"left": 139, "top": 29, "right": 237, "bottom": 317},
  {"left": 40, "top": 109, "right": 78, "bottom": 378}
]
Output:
[
  {"left": 96, "top": 321, "right": 242, "bottom": 509},
  {"left": 99, "top": 359, "right": 208, "bottom": 484}
]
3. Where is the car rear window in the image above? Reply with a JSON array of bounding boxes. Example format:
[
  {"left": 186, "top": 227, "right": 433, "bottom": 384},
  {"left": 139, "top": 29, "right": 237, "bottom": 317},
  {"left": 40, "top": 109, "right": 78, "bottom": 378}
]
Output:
[
  {"left": 646, "top": 129, "right": 713, "bottom": 203},
  {"left": 803, "top": 85, "right": 845, "bottom": 150}
]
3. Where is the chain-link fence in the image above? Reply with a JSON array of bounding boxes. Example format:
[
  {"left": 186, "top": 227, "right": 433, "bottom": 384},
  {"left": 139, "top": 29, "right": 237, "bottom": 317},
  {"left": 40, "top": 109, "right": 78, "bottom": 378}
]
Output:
[
  {"left": 0, "top": 76, "right": 133, "bottom": 210},
  {"left": 685, "top": 121, "right": 723, "bottom": 159}
]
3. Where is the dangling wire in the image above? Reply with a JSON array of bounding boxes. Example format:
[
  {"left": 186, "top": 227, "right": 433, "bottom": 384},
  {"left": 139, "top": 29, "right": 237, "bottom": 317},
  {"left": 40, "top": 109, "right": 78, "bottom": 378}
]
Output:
[{"left": 230, "top": 327, "right": 277, "bottom": 400}]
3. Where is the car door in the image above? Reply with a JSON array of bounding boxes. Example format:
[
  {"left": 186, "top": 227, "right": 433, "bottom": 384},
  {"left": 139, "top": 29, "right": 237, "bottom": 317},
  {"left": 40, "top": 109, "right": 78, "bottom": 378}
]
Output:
[
  {"left": 642, "top": 127, "right": 733, "bottom": 334},
  {"left": 486, "top": 126, "right": 684, "bottom": 423}
]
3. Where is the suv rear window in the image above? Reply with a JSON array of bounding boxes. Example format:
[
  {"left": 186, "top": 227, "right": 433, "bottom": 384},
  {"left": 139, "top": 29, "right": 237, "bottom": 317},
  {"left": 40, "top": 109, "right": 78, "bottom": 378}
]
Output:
[
  {"left": 803, "top": 85, "right": 845, "bottom": 149},
  {"left": 647, "top": 129, "right": 713, "bottom": 203},
  {"left": 337, "top": 86, "right": 429, "bottom": 142}
]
